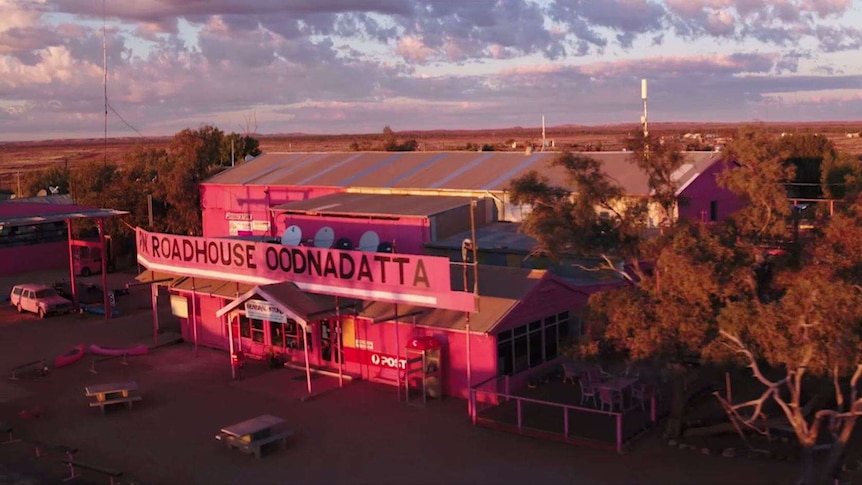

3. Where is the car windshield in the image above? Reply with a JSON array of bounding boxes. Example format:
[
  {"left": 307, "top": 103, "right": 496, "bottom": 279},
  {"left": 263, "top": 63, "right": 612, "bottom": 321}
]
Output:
[{"left": 35, "top": 289, "right": 58, "bottom": 298}]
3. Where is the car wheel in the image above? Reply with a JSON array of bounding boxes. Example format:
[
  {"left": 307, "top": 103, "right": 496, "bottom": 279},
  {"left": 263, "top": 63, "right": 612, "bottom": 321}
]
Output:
[
  {"left": 81, "top": 268, "right": 91, "bottom": 277},
  {"left": 38, "top": 308, "right": 46, "bottom": 319},
  {"left": 16, "top": 303, "right": 22, "bottom": 313}
]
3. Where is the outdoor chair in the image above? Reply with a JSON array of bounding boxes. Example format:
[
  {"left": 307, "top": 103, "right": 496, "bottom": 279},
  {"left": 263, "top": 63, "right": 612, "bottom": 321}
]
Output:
[
  {"left": 598, "top": 387, "right": 623, "bottom": 412},
  {"left": 631, "top": 383, "right": 653, "bottom": 411},
  {"left": 578, "top": 377, "right": 598, "bottom": 407},
  {"left": 585, "top": 368, "right": 606, "bottom": 385},
  {"left": 562, "top": 363, "right": 580, "bottom": 384}
]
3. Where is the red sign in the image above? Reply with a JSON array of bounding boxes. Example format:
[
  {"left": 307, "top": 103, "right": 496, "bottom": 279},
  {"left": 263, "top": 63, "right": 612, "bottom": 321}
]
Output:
[
  {"left": 367, "top": 352, "right": 407, "bottom": 370},
  {"left": 136, "top": 228, "right": 476, "bottom": 312}
]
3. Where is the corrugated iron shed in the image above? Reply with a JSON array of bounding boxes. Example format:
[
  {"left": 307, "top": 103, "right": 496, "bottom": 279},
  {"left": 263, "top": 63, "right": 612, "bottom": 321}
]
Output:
[{"left": 205, "top": 151, "right": 720, "bottom": 196}]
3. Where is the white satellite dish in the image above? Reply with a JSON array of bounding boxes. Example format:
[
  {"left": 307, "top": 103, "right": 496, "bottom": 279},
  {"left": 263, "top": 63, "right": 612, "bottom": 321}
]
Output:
[
  {"left": 313, "top": 226, "right": 335, "bottom": 248},
  {"left": 281, "top": 225, "right": 302, "bottom": 246},
  {"left": 358, "top": 230, "right": 380, "bottom": 252}
]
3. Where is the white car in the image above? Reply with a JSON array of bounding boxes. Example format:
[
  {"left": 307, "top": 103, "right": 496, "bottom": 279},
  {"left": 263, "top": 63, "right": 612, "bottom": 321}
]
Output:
[{"left": 9, "top": 283, "right": 74, "bottom": 318}]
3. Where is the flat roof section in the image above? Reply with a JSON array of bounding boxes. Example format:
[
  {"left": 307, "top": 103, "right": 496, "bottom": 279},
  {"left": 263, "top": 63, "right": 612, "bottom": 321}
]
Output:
[
  {"left": 0, "top": 201, "right": 128, "bottom": 228},
  {"left": 271, "top": 193, "right": 476, "bottom": 218}
]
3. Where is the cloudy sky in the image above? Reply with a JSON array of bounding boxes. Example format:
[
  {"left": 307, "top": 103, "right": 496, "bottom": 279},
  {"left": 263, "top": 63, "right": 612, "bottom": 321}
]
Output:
[{"left": 0, "top": 0, "right": 860, "bottom": 142}]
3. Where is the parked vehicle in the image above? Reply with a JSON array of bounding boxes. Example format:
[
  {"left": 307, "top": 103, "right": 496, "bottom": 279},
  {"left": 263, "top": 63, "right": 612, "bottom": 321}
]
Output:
[
  {"left": 9, "top": 283, "right": 74, "bottom": 318},
  {"left": 73, "top": 236, "right": 115, "bottom": 277}
]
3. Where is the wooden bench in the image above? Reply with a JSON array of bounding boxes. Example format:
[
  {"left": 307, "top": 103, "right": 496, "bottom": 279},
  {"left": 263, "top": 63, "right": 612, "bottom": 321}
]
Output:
[
  {"left": 0, "top": 422, "right": 21, "bottom": 444},
  {"left": 9, "top": 358, "right": 48, "bottom": 380},
  {"left": 216, "top": 429, "right": 294, "bottom": 459},
  {"left": 89, "top": 395, "right": 143, "bottom": 415},
  {"left": 62, "top": 459, "right": 123, "bottom": 484},
  {"left": 29, "top": 439, "right": 77, "bottom": 459}
]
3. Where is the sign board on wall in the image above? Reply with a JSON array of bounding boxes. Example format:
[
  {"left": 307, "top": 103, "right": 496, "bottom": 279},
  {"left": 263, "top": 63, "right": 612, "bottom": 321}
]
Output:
[
  {"left": 135, "top": 228, "right": 476, "bottom": 312},
  {"left": 225, "top": 212, "right": 253, "bottom": 221},
  {"left": 228, "top": 221, "right": 252, "bottom": 236},
  {"left": 367, "top": 351, "right": 407, "bottom": 370},
  {"left": 244, "top": 300, "right": 287, "bottom": 323},
  {"left": 252, "top": 220, "right": 271, "bottom": 232},
  {"left": 170, "top": 294, "right": 189, "bottom": 318}
]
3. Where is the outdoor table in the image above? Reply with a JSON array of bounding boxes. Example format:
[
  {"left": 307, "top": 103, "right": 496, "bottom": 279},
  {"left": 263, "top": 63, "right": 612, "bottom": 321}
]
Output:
[
  {"left": 593, "top": 377, "right": 639, "bottom": 408},
  {"left": 220, "top": 414, "right": 285, "bottom": 443},
  {"left": 218, "top": 414, "right": 293, "bottom": 458},
  {"left": 85, "top": 381, "right": 139, "bottom": 401},
  {"left": 84, "top": 381, "right": 141, "bottom": 414}
]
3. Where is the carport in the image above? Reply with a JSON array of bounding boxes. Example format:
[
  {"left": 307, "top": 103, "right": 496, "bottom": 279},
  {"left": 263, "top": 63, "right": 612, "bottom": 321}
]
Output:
[{"left": 0, "top": 199, "right": 127, "bottom": 318}]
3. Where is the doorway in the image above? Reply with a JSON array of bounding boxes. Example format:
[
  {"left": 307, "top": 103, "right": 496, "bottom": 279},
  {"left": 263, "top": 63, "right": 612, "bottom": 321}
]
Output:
[{"left": 319, "top": 319, "right": 341, "bottom": 365}]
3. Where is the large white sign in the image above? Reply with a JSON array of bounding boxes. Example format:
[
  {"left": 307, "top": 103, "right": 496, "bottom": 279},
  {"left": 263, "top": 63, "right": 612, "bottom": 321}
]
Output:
[{"left": 244, "top": 300, "right": 287, "bottom": 323}]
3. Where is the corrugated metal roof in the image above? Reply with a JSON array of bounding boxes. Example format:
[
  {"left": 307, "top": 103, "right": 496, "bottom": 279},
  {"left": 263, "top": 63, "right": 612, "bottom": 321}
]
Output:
[
  {"left": 0, "top": 201, "right": 128, "bottom": 227},
  {"left": 172, "top": 277, "right": 254, "bottom": 298},
  {"left": 271, "top": 193, "right": 475, "bottom": 218},
  {"left": 356, "top": 265, "right": 550, "bottom": 333},
  {"left": 205, "top": 151, "right": 721, "bottom": 195}
]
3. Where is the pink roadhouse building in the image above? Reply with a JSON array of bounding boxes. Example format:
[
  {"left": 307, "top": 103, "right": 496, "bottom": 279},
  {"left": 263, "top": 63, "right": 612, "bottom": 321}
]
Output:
[{"left": 136, "top": 150, "right": 740, "bottom": 400}]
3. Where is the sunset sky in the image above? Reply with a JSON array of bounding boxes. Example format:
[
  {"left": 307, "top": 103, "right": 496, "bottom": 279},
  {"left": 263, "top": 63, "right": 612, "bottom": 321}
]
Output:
[{"left": 0, "top": 0, "right": 860, "bottom": 141}]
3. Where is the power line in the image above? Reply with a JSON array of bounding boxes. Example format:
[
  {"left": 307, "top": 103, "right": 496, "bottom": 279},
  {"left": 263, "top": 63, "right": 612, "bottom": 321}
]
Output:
[{"left": 108, "top": 103, "right": 144, "bottom": 137}]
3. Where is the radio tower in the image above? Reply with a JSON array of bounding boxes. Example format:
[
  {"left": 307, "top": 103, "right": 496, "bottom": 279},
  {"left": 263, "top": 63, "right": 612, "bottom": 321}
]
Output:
[{"left": 641, "top": 79, "right": 648, "bottom": 139}]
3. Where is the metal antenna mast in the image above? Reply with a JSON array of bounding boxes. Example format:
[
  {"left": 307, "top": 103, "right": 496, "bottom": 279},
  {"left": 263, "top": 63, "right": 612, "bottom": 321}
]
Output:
[
  {"left": 641, "top": 79, "right": 648, "bottom": 139},
  {"left": 102, "top": 0, "right": 108, "bottom": 166}
]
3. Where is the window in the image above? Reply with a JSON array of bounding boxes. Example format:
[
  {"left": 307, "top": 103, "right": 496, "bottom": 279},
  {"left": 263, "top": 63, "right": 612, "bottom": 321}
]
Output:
[
  {"left": 710, "top": 201, "right": 718, "bottom": 221},
  {"left": 238, "top": 314, "right": 264, "bottom": 342},
  {"left": 528, "top": 321, "right": 543, "bottom": 367},
  {"left": 544, "top": 319, "right": 558, "bottom": 360},
  {"left": 239, "top": 316, "right": 251, "bottom": 338},
  {"left": 495, "top": 311, "right": 582, "bottom": 376},
  {"left": 251, "top": 319, "right": 265, "bottom": 343},
  {"left": 497, "top": 338, "right": 513, "bottom": 375},
  {"left": 270, "top": 319, "right": 304, "bottom": 350}
]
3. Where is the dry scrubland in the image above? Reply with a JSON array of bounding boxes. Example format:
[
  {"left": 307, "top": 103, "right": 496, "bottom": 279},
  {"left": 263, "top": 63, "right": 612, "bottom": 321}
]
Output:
[{"left": 1, "top": 122, "right": 861, "bottom": 192}]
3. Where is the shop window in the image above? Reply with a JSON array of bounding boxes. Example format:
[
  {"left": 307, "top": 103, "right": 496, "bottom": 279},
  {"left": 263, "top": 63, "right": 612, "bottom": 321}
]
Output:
[
  {"left": 239, "top": 316, "right": 252, "bottom": 339},
  {"left": 271, "top": 319, "right": 304, "bottom": 350},
  {"left": 251, "top": 319, "right": 265, "bottom": 343}
]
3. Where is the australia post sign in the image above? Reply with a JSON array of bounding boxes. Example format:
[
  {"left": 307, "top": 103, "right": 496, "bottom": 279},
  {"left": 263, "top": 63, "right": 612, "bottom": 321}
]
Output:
[{"left": 136, "top": 228, "right": 476, "bottom": 313}]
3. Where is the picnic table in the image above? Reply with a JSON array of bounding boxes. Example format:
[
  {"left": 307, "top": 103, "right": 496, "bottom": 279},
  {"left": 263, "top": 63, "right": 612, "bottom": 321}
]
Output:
[
  {"left": 84, "top": 381, "right": 142, "bottom": 415},
  {"left": 594, "top": 376, "right": 639, "bottom": 409},
  {"left": 216, "top": 414, "right": 293, "bottom": 458}
]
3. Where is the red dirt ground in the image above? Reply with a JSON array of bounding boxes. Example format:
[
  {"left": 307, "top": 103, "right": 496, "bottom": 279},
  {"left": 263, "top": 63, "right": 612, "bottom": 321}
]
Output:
[{"left": 0, "top": 269, "right": 814, "bottom": 485}]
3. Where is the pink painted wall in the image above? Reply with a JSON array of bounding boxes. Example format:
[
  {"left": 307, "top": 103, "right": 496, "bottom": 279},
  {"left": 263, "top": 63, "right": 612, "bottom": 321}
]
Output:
[
  {"left": 494, "top": 277, "right": 590, "bottom": 335},
  {"left": 200, "top": 184, "right": 344, "bottom": 237},
  {"left": 678, "top": 160, "right": 745, "bottom": 223},
  {"left": 345, "top": 318, "right": 496, "bottom": 400},
  {"left": 0, "top": 242, "right": 70, "bottom": 276},
  {"left": 176, "top": 291, "right": 497, "bottom": 400},
  {"left": 276, "top": 213, "right": 429, "bottom": 255}
]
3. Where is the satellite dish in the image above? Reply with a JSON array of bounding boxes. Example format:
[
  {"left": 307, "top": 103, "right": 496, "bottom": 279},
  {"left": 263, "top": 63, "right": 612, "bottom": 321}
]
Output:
[
  {"left": 335, "top": 237, "right": 353, "bottom": 250},
  {"left": 244, "top": 154, "right": 255, "bottom": 162},
  {"left": 36, "top": 189, "right": 48, "bottom": 197},
  {"left": 377, "top": 242, "right": 394, "bottom": 253},
  {"left": 358, "top": 231, "right": 380, "bottom": 252},
  {"left": 281, "top": 225, "right": 302, "bottom": 246},
  {"left": 49, "top": 186, "right": 60, "bottom": 194},
  {"left": 313, "top": 226, "right": 335, "bottom": 248}
]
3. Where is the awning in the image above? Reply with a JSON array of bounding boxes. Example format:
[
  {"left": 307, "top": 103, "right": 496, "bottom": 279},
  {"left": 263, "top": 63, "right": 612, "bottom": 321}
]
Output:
[
  {"left": 171, "top": 276, "right": 254, "bottom": 299},
  {"left": 131, "top": 269, "right": 183, "bottom": 287},
  {"left": 215, "top": 282, "right": 351, "bottom": 321}
]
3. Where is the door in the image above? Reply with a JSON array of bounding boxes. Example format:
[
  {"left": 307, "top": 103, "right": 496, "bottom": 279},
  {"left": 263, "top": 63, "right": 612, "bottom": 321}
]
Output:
[{"left": 319, "top": 319, "right": 341, "bottom": 365}]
